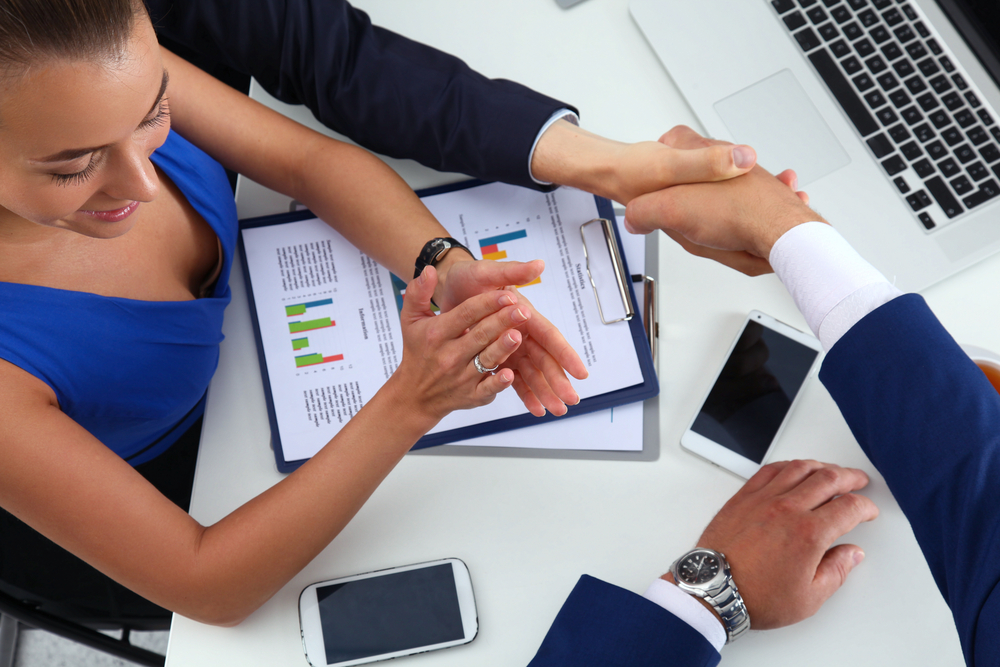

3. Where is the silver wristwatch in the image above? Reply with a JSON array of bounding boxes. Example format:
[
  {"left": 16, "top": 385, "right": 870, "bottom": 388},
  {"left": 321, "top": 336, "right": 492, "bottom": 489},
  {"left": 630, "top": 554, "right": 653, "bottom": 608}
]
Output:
[{"left": 670, "top": 548, "right": 751, "bottom": 644}]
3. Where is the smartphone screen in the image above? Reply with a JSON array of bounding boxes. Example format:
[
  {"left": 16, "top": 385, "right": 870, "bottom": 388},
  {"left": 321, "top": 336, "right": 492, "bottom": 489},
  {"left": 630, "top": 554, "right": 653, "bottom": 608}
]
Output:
[
  {"left": 689, "top": 319, "right": 819, "bottom": 464},
  {"left": 315, "top": 563, "right": 465, "bottom": 665}
]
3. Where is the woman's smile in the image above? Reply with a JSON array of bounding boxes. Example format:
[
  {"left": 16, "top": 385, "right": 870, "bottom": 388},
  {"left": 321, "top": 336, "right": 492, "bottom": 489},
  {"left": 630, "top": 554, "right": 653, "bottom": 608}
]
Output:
[{"left": 77, "top": 200, "right": 141, "bottom": 222}]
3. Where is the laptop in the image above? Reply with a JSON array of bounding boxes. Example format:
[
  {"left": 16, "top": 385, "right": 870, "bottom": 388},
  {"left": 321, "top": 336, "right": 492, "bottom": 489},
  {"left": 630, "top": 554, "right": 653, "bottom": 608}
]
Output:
[{"left": 630, "top": 0, "right": 1000, "bottom": 291}]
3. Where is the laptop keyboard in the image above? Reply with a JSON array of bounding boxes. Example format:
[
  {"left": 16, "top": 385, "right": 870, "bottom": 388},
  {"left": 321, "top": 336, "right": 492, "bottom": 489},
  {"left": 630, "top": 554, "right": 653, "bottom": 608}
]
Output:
[{"left": 771, "top": 0, "right": 1000, "bottom": 232}]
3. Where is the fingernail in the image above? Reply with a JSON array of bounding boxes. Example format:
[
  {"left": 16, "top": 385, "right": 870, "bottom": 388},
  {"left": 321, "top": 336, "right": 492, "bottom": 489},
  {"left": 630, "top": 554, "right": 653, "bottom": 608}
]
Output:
[
  {"left": 513, "top": 308, "right": 528, "bottom": 323},
  {"left": 733, "top": 145, "right": 755, "bottom": 169},
  {"left": 853, "top": 550, "right": 865, "bottom": 566},
  {"left": 506, "top": 332, "right": 519, "bottom": 346},
  {"left": 622, "top": 215, "right": 637, "bottom": 234},
  {"left": 499, "top": 293, "right": 515, "bottom": 306}
]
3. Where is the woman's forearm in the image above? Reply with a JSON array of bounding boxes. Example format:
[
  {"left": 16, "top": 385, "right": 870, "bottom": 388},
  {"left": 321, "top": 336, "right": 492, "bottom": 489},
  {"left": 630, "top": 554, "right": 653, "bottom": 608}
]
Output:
[
  {"left": 177, "top": 375, "right": 436, "bottom": 625},
  {"left": 290, "top": 134, "right": 451, "bottom": 280},
  {"left": 165, "top": 267, "right": 521, "bottom": 624}
]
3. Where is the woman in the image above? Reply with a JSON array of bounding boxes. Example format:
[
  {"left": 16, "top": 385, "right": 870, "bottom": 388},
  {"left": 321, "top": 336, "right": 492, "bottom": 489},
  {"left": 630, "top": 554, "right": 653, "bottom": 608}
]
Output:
[
  {"left": 0, "top": 0, "right": 760, "bottom": 625},
  {"left": 0, "top": 0, "right": 583, "bottom": 626}
]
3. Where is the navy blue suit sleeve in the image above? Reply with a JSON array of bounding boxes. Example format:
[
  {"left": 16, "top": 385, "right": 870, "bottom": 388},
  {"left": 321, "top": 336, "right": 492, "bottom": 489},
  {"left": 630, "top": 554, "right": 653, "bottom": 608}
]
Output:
[
  {"left": 528, "top": 575, "right": 720, "bottom": 667},
  {"left": 819, "top": 294, "right": 1000, "bottom": 666},
  {"left": 145, "top": 0, "right": 575, "bottom": 190}
]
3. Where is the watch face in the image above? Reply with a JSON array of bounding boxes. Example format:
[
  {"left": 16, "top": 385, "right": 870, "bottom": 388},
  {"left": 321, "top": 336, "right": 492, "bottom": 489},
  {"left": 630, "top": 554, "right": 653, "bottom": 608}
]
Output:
[{"left": 677, "top": 552, "right": 721, "bottom": 585}]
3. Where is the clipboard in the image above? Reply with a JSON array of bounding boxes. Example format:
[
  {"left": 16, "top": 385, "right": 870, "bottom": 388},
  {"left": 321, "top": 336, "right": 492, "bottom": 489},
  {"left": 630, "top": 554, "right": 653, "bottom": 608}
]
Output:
[{"left": 238, "top": 180, "right": 658, "bottom": 472}]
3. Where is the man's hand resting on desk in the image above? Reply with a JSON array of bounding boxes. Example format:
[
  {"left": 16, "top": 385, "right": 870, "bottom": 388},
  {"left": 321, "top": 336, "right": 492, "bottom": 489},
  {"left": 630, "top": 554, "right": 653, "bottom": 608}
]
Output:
[
  {"left": 433, "top": 255, "right": 587, "bottom": 417},
  {"left": 624, "top": 126, "right": 821, "bottom": 276},
  {"left": 665, "top": 460, "right": 879, "bottom": 630}
]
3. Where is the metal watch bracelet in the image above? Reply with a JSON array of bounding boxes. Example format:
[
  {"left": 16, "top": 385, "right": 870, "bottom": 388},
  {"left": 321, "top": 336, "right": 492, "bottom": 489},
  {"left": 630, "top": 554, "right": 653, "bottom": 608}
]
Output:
[{"left": 705, "top": 579, "right": 751, "bottom": 644}]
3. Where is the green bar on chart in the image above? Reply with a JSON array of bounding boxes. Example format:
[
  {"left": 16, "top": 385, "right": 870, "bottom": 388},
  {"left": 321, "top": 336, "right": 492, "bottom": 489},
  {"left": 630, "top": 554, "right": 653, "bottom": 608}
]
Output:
[
  {"left": 288, "top": 317, "right": 334, "bottom": 334},
  {"left": 295, "top": 353, "right": 324, "bottom": 367},
  {"left": 295, "top": 353, "right": 344, "bottom": 368},
  {"left": 285, "top": 298, "right": 333, "bottom": 317}
]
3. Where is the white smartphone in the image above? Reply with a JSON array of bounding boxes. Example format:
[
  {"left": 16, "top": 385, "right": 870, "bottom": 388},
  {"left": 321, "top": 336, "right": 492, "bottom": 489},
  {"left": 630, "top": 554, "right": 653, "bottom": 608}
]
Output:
[
  {"left": 680, "top": 311, "right": 822, "bottom": 479},
  {"left": 299, "top": 558, "right": 478, "bottom": 667}
]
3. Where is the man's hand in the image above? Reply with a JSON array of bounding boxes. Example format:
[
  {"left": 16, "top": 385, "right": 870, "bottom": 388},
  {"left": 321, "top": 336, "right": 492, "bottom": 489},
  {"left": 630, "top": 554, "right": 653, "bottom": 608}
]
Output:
[
  {"left": 624, "top": 127, "right": 820, "bottom": 276},
  {"left": 668, "top": 460, "right": 878, "bottom": 630},
  {"left": 530, "top": 122, "right": 758, "bottom": 206},
  {"left": 434, "top": 254, "right": 588, "bottom": 416}
]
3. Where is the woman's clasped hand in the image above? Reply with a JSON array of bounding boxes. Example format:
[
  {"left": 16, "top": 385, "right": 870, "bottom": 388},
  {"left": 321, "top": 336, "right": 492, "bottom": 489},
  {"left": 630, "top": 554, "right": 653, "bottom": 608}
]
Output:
[
  {"left": 429, "top": 256, "right": 587, "bottom": 417},
  {"left": 392, "top": 266, "right": 527, "bottom": 425}
]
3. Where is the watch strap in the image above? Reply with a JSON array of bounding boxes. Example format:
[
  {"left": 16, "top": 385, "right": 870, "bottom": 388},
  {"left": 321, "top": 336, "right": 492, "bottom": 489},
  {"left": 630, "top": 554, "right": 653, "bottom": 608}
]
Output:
[
  {"left": 705, "top": 577, "right": 751, "bottom": 644},
  {"left": 413, "top": 237, "right": 473, "bottom": 279}
]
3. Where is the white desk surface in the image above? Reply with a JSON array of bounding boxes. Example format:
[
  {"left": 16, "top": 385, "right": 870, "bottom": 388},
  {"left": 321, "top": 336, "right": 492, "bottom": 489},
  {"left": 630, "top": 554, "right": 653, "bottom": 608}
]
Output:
[{"left": 165, "top": 1, "right": 999, "bottom": 665}]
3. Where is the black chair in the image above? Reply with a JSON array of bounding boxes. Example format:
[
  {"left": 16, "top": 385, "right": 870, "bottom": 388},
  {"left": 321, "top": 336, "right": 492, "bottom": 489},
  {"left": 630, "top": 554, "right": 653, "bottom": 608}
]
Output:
[
  {"left": 0, "top": 479, "right": 178, "bottom": 667},
  {"left": 0, "top": 591, "right": 167, "bottom": 667},
  {"left": 0, "top": 418, "right": 206, "bottom": 667}
]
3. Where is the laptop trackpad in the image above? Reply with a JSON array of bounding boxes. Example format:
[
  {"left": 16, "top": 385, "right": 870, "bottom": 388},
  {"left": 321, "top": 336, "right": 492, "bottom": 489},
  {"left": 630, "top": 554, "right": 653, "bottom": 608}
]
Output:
[{"left": 714, "top": 70, "right": 850, "bottom": 186}]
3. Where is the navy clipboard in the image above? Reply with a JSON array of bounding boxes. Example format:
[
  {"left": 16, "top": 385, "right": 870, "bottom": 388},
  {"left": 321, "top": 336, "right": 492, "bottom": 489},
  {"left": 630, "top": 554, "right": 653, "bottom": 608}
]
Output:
[{"left": 239, "top": 180, "right": 658, "bottom": 473}]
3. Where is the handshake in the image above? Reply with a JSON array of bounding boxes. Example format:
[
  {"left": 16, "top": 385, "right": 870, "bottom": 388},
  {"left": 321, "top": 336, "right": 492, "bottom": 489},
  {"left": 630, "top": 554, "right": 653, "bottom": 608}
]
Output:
[
  {"left": 534, "top": 122, "right": 825, "bottom": 275},
  {"left": 427, "top": 124, "right": 825, "bottom": 420},
  {"left": 627, "top": 125, "right": 826, "bottom": 274}
]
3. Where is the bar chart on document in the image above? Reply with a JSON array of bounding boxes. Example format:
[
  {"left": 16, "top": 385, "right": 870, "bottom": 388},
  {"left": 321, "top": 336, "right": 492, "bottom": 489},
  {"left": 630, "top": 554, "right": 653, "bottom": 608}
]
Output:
[
  {"left": 286, "top": 298, "right": 343, "bottom": 369},
  {"left": 241, "top": 217, "right": 404, "bottom": 462},
  {"left": 478, "top": 229, "right": 542, "bottom": 287}
]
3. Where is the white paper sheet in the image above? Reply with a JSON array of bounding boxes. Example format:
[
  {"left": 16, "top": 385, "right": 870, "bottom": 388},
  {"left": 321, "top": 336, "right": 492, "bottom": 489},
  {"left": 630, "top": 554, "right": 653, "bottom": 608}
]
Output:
[{"left": 241, "top": 186, "right": 649, "bottom": 461}]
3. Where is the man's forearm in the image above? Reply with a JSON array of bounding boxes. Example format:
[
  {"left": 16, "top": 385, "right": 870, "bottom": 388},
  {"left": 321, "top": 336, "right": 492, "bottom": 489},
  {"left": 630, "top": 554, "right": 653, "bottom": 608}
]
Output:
[
  {"left": 819, "top": 295, "right": 1000, "bottom": 667},
  {"left": 148, "top": 0, "right": 574, "bottom": 189}
]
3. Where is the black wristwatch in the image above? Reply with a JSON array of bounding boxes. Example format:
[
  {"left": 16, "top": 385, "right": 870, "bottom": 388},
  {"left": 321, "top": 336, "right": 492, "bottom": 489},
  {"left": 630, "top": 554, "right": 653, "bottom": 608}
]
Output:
[
  {"left": 413, "top": 237, "right": 474, "bottom": 279},
  {"left": 670, "top": 548, "right": 751, "bottom": 644}
]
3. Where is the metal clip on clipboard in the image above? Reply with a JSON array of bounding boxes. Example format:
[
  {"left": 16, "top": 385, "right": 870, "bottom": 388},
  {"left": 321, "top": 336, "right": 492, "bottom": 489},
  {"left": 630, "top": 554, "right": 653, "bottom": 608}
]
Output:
[
  {"left": 581, "top": 218, "right": 634, "bottom": 325},
  {"left": 580, "top": 217, "right": 658, "bottom": 365},
  {"left": 634, "top": 274, "right": 657, "bottom": 366}
]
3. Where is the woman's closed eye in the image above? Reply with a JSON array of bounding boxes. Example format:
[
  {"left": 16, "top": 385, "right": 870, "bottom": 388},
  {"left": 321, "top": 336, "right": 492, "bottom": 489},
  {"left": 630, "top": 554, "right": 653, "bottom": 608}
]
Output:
[
  {"left": 138, "top": 98, "right": 170, "bottom": 131},
  {"left": 51, "top": 155, "right": 100, "bottom": 187},
  {"left": 50, "top": 99, "right": 170, "bottom": 187}
]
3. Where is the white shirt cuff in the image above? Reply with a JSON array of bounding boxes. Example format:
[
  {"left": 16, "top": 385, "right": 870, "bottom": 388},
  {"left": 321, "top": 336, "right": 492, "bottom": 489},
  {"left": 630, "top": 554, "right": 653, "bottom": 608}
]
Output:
[
  {"left": 643, "top": 578, "right": 726, "bottom": 652},
  {"left": 528, "top": 108, "right": 579, "bottom": 186},
  {"left": 769, "top": 222, "right": 903, "bottom": 349}
]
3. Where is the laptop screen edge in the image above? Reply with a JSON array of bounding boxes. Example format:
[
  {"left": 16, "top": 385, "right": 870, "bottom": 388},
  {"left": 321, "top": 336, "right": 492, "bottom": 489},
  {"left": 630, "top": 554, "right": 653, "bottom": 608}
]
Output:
[{"left": 935, "top": 0, "right": 1000, "bottom": 88}]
